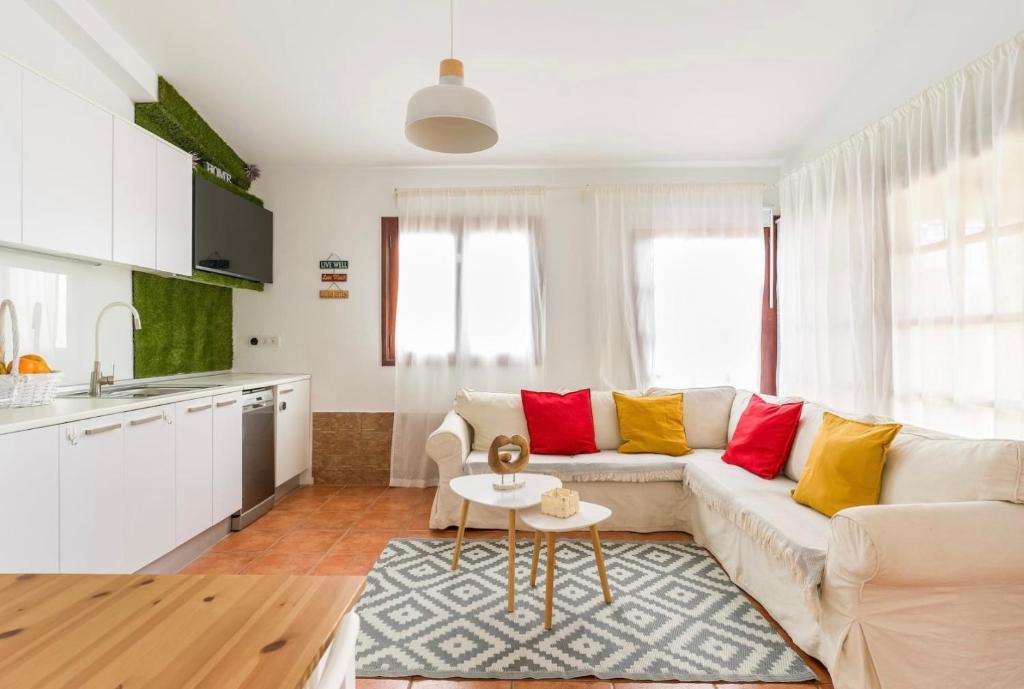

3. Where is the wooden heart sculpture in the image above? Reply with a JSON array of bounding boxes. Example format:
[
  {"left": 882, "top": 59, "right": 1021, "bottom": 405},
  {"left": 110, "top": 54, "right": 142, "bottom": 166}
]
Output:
[{"left": 487, "top": 434, "right": 531, "bottom": 475}]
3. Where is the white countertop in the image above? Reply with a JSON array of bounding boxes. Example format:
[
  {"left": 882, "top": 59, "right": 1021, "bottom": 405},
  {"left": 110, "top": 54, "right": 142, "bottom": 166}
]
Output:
[{"left": 0, "top": 372, "right": 310, "bottom": 435}]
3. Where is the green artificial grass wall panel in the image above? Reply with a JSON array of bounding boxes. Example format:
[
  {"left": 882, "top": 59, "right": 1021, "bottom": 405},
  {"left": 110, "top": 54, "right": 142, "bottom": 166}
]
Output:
[
  {"left": 132, "top": 272, "right": 233, "bottom": 378},
  {"left": 136, "top": 77, "right": 251, "bottom": 190}
]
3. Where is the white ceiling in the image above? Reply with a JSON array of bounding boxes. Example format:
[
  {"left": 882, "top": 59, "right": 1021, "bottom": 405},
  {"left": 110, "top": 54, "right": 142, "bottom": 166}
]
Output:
[{"left": 88, "top": 0, "right": 917, "bottom": 167}]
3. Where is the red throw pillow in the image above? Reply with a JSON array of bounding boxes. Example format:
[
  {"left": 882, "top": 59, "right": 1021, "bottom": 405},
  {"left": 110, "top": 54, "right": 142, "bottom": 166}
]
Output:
[
  {"left": 722, "top": 395, "right": 804, "bottom": 479},
  {"left": 520, "top": 389, "right": 599, "bottom": 455}
]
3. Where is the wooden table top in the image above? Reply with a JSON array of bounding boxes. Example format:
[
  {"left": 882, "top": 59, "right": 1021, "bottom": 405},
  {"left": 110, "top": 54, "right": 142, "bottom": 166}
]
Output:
[{"left": 0, "top": 573, "right": 365, "bottom": 689}]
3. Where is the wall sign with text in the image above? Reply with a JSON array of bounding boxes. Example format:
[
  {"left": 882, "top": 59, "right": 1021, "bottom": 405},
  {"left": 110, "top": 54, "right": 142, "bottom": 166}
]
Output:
[{"left": 319, "top": 252, "right": 349, "bottom": 299}]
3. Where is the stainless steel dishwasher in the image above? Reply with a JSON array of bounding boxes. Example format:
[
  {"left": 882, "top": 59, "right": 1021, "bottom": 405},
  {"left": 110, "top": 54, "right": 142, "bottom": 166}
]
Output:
[{"left": 230, "top": 387, "right": 276, "bottom": 530}]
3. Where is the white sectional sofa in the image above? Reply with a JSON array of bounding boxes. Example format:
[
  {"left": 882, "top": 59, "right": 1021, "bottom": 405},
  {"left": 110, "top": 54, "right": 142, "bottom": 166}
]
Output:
[{"left": 426, "top": 386, "right": 1024, "bottom": 689}]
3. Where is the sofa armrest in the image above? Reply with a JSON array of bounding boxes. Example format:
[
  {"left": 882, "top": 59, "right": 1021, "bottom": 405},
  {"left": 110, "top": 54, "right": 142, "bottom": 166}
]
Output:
[
  {"left": 828, "top": 501, "right": 1024, "bottom": 588},
  {"left": 426, "top": 410, "right": 472, "bottom": 481}
]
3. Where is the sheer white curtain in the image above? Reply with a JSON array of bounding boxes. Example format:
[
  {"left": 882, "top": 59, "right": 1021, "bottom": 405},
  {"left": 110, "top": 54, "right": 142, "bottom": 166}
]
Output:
[
  {"left": 390, "top": 187, "right": 545, "bottom": 486},
  {"left": 593, "top": 184, "right": 766, "bottom": 390},
  {"left": 779, "top": 33, "right": 1024, "bottom": 437}
]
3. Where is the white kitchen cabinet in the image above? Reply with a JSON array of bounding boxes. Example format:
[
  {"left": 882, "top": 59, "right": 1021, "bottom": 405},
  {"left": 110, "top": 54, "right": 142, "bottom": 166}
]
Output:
[
  {"left": 59, "top": 415, "right": 126, "bottom": 573},
  {"left": 22, "top": 71, "right": 113, "bottom": 261},
  {"left": 0, "top": 57, "right": 21, "bottom": 245},
  {"left": 175, "top": 397, "right": 213, "bottom": 545},
  {"left": 275, "top": 379, "right": 311, "bottom": 486},
  {"left": 123, "top": 405, "right": 176, "bottom": 571},
  {"left": 113, "top": 118, "right": 157, "bottom": 269},
  {"left": 156, "top": 140, "right": 193, "bottom": 276},
  {"left": 212, "top": 391, "right": 243, "bottom": 521},
  {"left": 0, "top": 427, "right": 59, "bottom": 573}
]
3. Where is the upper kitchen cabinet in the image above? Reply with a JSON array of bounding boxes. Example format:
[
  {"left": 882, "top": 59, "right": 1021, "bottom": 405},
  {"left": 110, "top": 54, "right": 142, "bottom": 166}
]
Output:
[
  {"left": 22, "top": 71, "right": 113, "bottom": 262},
  {"left": 156, "top": 140, "right": 194, "bottom": 276},
  {"left": 0, "top": 58, "right": 21, "bottom": 245},
  {"left": 113, "top": 118, "right": 158, "bottom": 269}
]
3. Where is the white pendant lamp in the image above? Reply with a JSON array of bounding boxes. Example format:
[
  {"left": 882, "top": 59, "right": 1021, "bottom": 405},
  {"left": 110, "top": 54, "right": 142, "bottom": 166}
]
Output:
[{"left": 405, "top": 0, "right": 498, "bottom": 153}]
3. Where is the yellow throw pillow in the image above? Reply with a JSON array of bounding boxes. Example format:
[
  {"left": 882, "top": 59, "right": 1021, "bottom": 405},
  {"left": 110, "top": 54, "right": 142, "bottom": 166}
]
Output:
[
  {"left": 612, "top": 392, "right": 693, "bottom": 456},
  {"left": 792, "top": 412, "right": 902, "bottom": 516}
]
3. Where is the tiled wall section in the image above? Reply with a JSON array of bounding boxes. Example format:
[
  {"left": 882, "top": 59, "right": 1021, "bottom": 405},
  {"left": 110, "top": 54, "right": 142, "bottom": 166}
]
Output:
[{"left": 312, "top": 412, "right": 393, "bottom": 485}]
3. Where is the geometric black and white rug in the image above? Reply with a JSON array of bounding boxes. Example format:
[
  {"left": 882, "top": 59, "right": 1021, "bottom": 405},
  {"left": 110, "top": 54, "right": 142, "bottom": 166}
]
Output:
[{"left": 355, "top": 538, "right": 814, "bottom": 683}]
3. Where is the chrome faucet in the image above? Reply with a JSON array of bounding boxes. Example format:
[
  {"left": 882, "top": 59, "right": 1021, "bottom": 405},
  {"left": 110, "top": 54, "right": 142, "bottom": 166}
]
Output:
[{"left": 90, "top": 301, "right": 142, "bottom": 397}]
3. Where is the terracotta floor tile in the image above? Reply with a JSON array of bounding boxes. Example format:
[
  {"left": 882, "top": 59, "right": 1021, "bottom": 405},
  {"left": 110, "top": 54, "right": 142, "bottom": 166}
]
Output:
[
  {"left": 241, "top": 551, "right": 322, "bottom": 575},
  {"left": 322, "top": 494, "right": 381, "bottom": 511},
  {"left": 358, "top": 680, "right": 412, "bottom": 689},
  {"left": 211, "top": 528, "right": 283, "bottom": 553},
  {"left": 178, "top": 551, "right": 257, "bottom": 574},
  {"left": 291, "top": 485, "right": 343, "bottom": 497},
  {"left": 333, "top": 529, "right": 405, "bottom": 552},
  {"left": 302, "top": 509, "right": 362, "bottom": 530},
  {"left": 314, "top": 549, "right": 381, "bottom": 575},
  {"left": 275, "top": 493, "right": 331, "bottom": 512},
  {"left": 412, "top": 681, "right": 511, "bottom": 689},
  {"left": 516, "top": 679, "right": 610, "bottom": 683},
  {"left": 355, "top": 510, "right": 422, "bottom": 530},
  {"left": 268, "top": 528, "right": 346, "bottom": 554},
  {"left": 246, "top": 510, "right": 307, "bottom": 533}
]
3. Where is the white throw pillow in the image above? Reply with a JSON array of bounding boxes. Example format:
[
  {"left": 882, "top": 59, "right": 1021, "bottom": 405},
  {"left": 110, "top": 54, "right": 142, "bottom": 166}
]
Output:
[
  {"left": 645, "top": 386, "right": 736, "bottom": 449},
  {"left": 881, "top": 425, "right": 1024, "bottom": 504},
  {"left": 590, "top": 389, "right": 639, "bottom": 450},
  {"left": 454, "top": 389, "right": 529, "bottom": 452}
]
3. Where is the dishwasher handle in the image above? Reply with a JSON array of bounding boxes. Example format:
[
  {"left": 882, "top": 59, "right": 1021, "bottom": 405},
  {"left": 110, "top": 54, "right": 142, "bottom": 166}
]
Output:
[{"left": 243, "top": 401, "right": 275, "bottom": 412}]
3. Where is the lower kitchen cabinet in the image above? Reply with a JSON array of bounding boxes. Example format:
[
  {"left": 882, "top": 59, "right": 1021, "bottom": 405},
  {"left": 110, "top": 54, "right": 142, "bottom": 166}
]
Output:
[
  {"left": 212, "top": 391, "right": 243, "bottom": 521},
  {"left": 175, "top": 398, "right": 214, "bottom": 545},
  {"left": 124, "top": 405, "right": 176, "bottom": 571},
  {"left": 59, "top": 415, "right": 127, "bottom": 573},
  {"left": 0, "top": 427, "right": 59, "bottom": 573},
  {"left": 275, "top": 379, "right": 311, "bottom": 486}
]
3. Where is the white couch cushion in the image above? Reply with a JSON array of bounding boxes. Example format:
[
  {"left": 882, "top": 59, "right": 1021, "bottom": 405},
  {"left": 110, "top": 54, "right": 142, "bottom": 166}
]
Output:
[
  {"left": 730, "top": 390, "right": 878, "bottom": 481},
  {"left": 591, "top": 389, "right": 639, "bottom": 450},
  {"left": 463, "top": 448, "right": 713, "bottom": 482},
  {"left": 684, "top": 454, "right": 831, "bottom": 597},
  {"left": 455, "top": 389, "right": 529, "bottom": 452},
  {"left": 881, "top": 424, "right": 1024, "bottom": 504},
  {"left": 455, "top": 388, "right": 637, "bottom": 453},
  {"left": 646, "top": 386, "right": 736, "bottom": 449}
]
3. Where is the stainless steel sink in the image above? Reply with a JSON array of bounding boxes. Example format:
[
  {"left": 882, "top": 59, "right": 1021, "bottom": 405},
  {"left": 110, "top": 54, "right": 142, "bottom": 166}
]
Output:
[{"left": 58, "top": 384, "right": 219, "bottom": 400}]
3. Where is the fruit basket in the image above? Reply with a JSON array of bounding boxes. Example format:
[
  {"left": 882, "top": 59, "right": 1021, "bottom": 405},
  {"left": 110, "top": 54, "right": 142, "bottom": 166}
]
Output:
[{"left": 0, "top": 299, "right": 62, "bottom": 408}]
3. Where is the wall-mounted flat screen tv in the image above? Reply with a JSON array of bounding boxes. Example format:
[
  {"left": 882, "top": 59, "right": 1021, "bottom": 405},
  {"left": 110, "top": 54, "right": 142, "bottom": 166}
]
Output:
[{"left": 193, "top": 176, "right": 273, "bottom": 283}]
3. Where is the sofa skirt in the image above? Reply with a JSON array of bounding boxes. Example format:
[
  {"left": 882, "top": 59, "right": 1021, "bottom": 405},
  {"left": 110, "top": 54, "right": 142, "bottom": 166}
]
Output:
[{"left": 429, "top": 479, "right": 694, "bottom": 533}]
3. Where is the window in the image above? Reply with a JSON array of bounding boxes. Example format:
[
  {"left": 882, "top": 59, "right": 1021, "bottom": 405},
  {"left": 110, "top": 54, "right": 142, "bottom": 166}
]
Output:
[
  {"left": 636, "top": 231, "right": 769, "bottom": 389},
  {"left": 381, "top": 216, "right": 539, "bottom": 365}
]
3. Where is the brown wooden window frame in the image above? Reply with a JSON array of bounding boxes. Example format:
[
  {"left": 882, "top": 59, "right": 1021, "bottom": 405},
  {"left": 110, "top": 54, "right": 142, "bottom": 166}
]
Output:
[{"left": 381, "top": 217, "right": 399, "bottom": 366}]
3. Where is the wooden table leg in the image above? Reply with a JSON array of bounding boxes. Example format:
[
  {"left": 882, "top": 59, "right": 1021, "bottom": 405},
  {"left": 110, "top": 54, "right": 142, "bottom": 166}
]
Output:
[
  {"left": 529, "top": 531, "right": 542, "bottom": 587},
  {"left": 544, "top": 532, "right": 556, "bottom": 630},
  {"left": 590, "top": 524, "right": 612, "bottom": 604},
  {"left": 507, "top": 509, "right": 517, "bottom": 612},
  {"left": 451, "top": 499, "right": 470, "bottom": 571}
]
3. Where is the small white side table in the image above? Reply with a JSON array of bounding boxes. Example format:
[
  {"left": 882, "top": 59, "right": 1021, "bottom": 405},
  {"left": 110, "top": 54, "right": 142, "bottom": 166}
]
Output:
[
  {"left": 519, "top": 501, "right": 613, "bottom": 630},
  {"left": 448, "top": 472, "right": 562, "bottom": 613}
]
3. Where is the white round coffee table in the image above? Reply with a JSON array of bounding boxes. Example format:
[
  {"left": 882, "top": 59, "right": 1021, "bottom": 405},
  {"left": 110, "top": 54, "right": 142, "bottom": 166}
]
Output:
[
  {"left": 519, "top": 501, "right": 613, "bottom": 629},
  {"left": 449, "top": 472, "right": 562, "bottom": 613}
]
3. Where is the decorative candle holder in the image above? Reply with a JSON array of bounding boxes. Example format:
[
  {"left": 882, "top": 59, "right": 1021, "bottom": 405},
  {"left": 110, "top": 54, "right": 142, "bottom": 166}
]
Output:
[
  {"left": 541, "top": 487, "right": 580, "bottom": 518},
  {"left": 488, "top": 434, "right": 530, "bottom": 491}
]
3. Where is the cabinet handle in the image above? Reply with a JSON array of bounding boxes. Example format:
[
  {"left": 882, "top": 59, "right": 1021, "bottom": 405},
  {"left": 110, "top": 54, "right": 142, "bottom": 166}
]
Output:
[
  {"left": 84, "top": 422, "right": 122, "bottom": 436},
  {"left": 216, "top": 399, "right": 238, "bottom": 408},
  {"left": 129, "top": 414, "right": 163, "bottom": 427},
  {"left": 279, "top": 387, "right": 294, "bottom": 395},
  {"left": 187, "top": 403, "right": 212, "bottom": 413}
]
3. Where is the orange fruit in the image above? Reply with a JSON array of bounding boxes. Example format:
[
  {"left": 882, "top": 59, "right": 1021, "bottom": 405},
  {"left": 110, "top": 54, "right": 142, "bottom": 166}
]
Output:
[{"left": 18, "top": 354, "right": 52, "bottom": 374}]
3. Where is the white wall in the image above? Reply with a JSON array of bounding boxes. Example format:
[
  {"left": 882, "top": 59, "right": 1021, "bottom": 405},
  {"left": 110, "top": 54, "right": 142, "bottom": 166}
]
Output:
[
  {"left": 0, "top": 0, "right": 133, "bottom": 119},
  {"left": 787, "top": 0, "right": 1024, "bottom": 167},
  {"left": 233, "top": 165, "right": 779, "bottom": 412}
]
